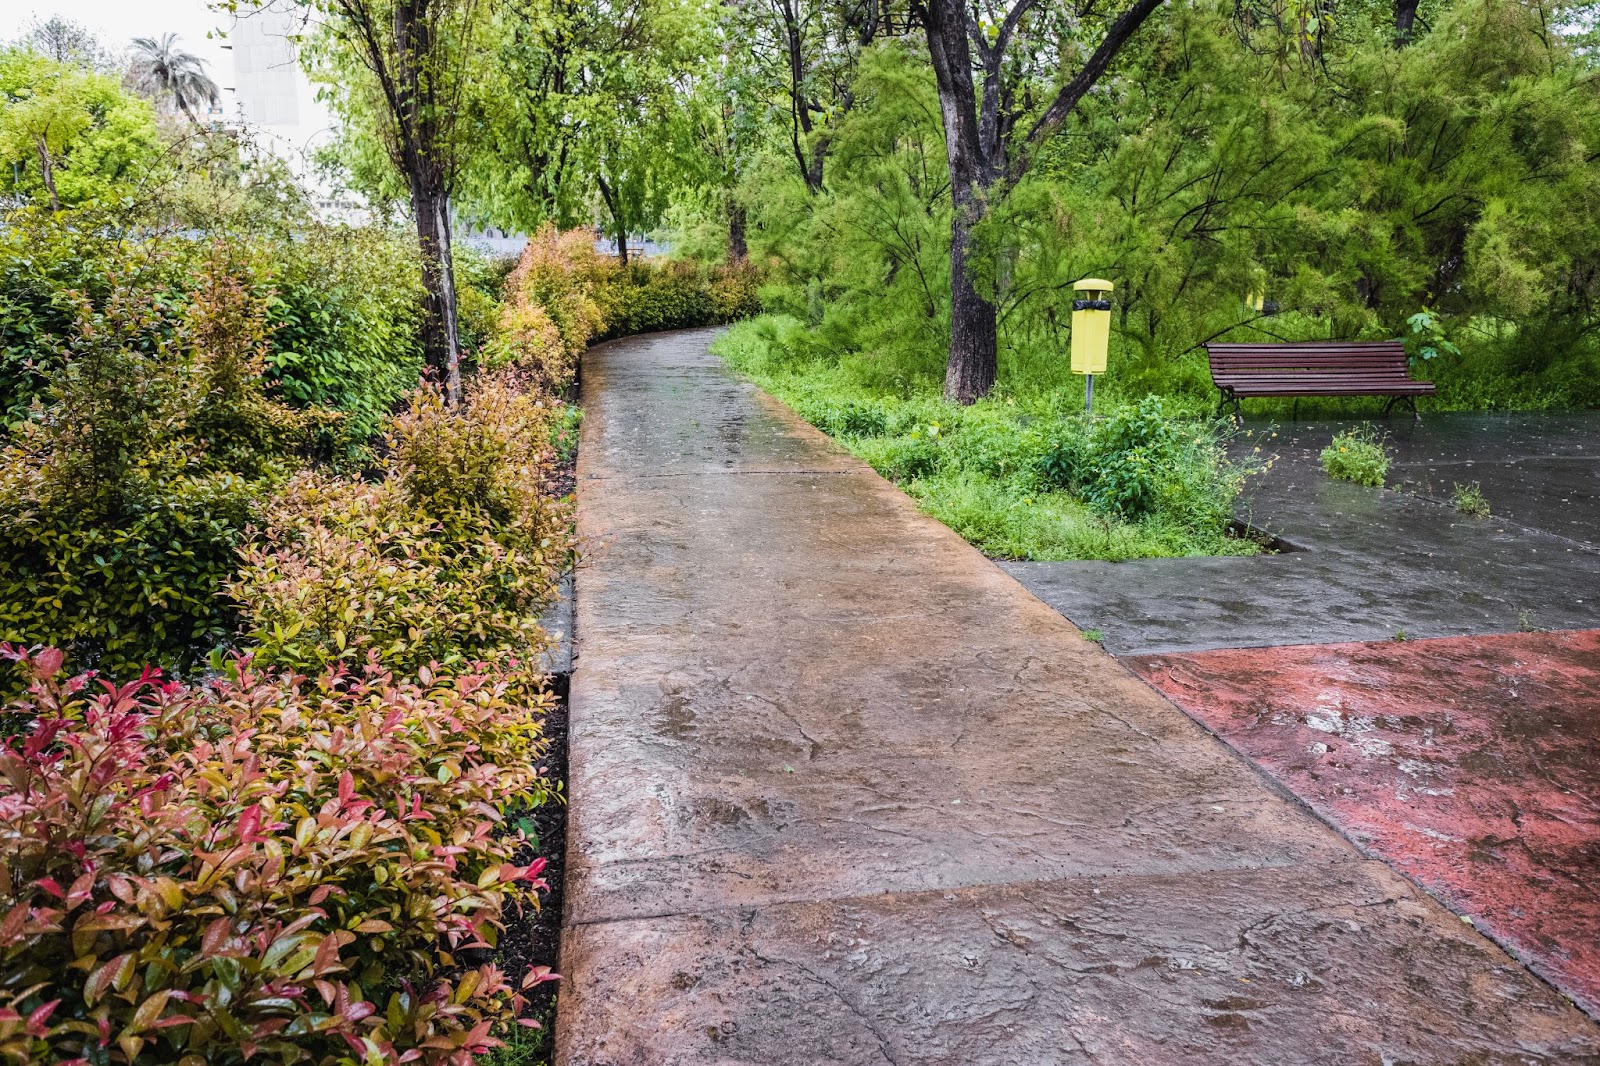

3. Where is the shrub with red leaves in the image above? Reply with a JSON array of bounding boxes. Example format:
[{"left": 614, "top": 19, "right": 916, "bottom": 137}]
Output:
[{"left": 0, "top": 644, "right": 559, "bottom": 1064}]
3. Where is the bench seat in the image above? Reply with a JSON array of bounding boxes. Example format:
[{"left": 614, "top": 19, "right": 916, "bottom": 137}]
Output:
[{"left": 1205, "top": 341, "right": 1436, "bottom": 417}]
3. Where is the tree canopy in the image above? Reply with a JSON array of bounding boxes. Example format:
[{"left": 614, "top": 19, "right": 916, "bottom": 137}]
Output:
[
  {"left": 0, "top": 47, "right": 160, "bottom": 210},
  {"left": 8, "top": 0, "right": 1595, "bottom": 407}
]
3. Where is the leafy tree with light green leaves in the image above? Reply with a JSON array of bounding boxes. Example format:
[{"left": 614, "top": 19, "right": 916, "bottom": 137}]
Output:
[
  {"left": 292, "top": 0, "right": 492, "bottom": 404},
  {"left": 0, "top": 47, "right": 160, "bottom": 211},
  {"left": 461, "top": 0, "right": 713, "bottom": 264}
]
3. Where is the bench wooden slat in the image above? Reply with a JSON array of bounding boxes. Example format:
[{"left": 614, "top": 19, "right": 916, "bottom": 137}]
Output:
[
  {"left": 1212, "top": 356, "right": 1407, "bottom": 365},
  {"left": 1204, "top": 341, "right": 1434, "bottom": 416},
  {"left": 1219, "top": 376, "right": 1434, "bottom": 385},
  {"left": 1214, "top": 383, "right": 1435, "bottom": 394}
]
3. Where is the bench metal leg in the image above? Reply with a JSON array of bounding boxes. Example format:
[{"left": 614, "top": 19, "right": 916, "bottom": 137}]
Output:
[
  {"left": 1381, "top": 396, "right": 1422, "bottom": 421},
  {"left": 1216, "top": 389, "right": 1242, "bottom": 420}
]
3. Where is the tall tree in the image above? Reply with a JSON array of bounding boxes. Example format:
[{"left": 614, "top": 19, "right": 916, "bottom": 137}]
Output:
[
  {"left": 0, "top": 55, "right": 89, "bottom": 210},
  {"left": 920, "top": 0, "right": 1166, "bottom": 402},
  {"left": 734, "top": 0, "right": 908, "bottom": 194},
  {"left": 129, "top": 34, "right": 220, "bottom": 124},
  {"left": 473, "top": 0, "right": 710, "bottom": 263},
  {"left": 26, "top": 18, "right": 116, "bottom": 73},
  {"left": 0, "top": 47, "right": 160, "bottom": 211},
  {"left": 300, "top": 0, "right": 485, "bottom": 403}
]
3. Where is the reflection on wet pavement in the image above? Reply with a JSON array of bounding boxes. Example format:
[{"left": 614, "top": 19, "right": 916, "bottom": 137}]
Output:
[{"left": 1004, "top": 412, "right": 1600, "bottom": 655}]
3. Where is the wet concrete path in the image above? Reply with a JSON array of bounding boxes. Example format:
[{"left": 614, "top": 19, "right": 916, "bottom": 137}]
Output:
[
  {"left": 1004, "top": 415, "right": 1600, "bottom": 656},
  {"left": 557, "top": 330, "right": 1600, "bottom": 1064}
]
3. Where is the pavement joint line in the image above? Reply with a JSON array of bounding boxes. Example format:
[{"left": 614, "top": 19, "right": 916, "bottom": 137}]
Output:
[
  {"left": 1400, "top": 489, "right": 1599, "bottom": 553},
  {"left": 582, "top": 467, "right": 861, "bottom": 481},
  {"left": 561, "top": 854, "right": 1383, "bottom": 931}
]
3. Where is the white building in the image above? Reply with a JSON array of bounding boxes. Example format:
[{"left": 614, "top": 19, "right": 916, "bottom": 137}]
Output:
[{"left": 219, "top": 4, "right": 346, "bottom": 210}]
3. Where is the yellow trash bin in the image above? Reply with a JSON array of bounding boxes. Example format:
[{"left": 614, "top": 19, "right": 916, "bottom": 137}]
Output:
[{"left": 1071, "top": 278, "right": 1113, "bottom": 412}]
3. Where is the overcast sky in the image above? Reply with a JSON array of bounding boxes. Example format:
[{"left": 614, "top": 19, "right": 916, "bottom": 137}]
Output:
[{"left": 2, "top": 0, "right": 235, "bottom": 90}]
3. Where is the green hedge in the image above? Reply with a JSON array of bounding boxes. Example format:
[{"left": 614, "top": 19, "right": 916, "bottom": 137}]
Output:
[{"left": 595, "top": 260, "right": 760, "bottom": 340}]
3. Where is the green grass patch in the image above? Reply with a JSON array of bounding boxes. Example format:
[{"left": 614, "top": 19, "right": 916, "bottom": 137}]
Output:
[
  {"left": 714, "top": 315, "right": 1266, "bottom": 561},
  {"left": 1452, "top": 481, "right": 1491, "bottom": 517}
]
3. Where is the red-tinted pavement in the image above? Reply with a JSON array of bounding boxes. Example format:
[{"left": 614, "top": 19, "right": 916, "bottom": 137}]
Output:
[{"left": 1128, "top": 629, "right": 1600, "bottom": 1016}]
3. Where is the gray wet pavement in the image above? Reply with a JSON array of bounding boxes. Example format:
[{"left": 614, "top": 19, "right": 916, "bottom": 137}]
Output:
[
  {"left": 556, "top": 329, "right": 1600, "bottom": 1064},
  {"left": 1005, "top": 413, "right": 1600, "bottom": 656}
]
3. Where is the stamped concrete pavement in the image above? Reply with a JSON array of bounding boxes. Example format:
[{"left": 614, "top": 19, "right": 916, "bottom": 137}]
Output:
[{"left": 557, "top": 328, "right": 1600, "bottom": 1065}]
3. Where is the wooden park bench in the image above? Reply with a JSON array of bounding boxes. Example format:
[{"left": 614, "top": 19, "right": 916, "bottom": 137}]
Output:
[{"left": 1205, "top": 341, "right": 1436, "bottom": 419}]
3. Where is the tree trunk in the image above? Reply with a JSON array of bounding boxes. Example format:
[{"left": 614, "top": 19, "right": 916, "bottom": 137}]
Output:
[
  {"left": 35, "top": 137, "right": 60, "bottom": 212},
  {"left": 728, "top": 199, "right": 748, "bottom": 260},
  {"left": 945, "top": 201, "right": 998, "bottom": 403},
  {"left": 923, "top": 0, "right": 999, "bottom": 404},
  {"left": 780, "top": 0, "right": 823, "bottom": 194},
  {"left": 597, "top": 173, "right": 629, "bottom": 266},
  {"left": 411, "top": 176, "right": 463, "bottom": 405},
  {"left": 1394, "top": 0, "right": 1420, "bottom": 44}
]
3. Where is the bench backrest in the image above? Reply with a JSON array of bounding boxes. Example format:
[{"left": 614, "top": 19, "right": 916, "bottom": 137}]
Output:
[{"left": 1206, "top": 342, "right": 1411, "bottom": 380}]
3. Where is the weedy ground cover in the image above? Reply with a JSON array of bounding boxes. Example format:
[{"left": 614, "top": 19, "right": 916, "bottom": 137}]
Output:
[
  {"left": 1320, "top": 426, "right": 1392, "bottom": 487},
  {"left": 715, "top": 316, "right": 1267, "bottom": 561}
]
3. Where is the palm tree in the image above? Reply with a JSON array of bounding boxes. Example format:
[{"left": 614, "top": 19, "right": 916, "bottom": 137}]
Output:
[{"left": 129, "top": 33, "right": 220, "bottom": 124}]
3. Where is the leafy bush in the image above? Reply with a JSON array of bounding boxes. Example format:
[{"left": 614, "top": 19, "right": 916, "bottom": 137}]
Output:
[
  {"left": 233, "top": 374, "right": 572, "bottom": 677},
  {"left": 186, "top": 243, "right": 318, "bottom": 477},
  {"left": 1078, "top": 400, "right": 1178, "bottom": 519},
  {"left": 1031, "top": 398, "right": 1251, "bottom": 530},
  {"left": 594, "top": 260, "right": 761, "bottom": 339},
  {"left": 0, "top": 467, "right": 261, "bottom": 684},
  {"left": 0, "top": 216, "right": 425, "bottom": 459},
  {"left": 593, "top": 266, "right": 712, "bottom": 337},
  {"left": 0, "top": 252, "right": 294, "bottom": 683},
  {"left": 485, "top": 228, "right": 760, "bottom": 392},
  {"left": 264, "top": 227, "right": 427, "bottom": 460},
  {"left": 1320, "top": 426, "right": 1391, "bottom": 486},
  {"left": 0, "top": 210, "right": 194, "bottom": 427},
  {"left": 454, "top": 246, "right": 516, "bottom": 364},
  {"left": 485, "top": 229, "right": 606, "bottom": 391},
  {"left": 0, "top": 643, "right": 558, "bottom": 1064}
]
